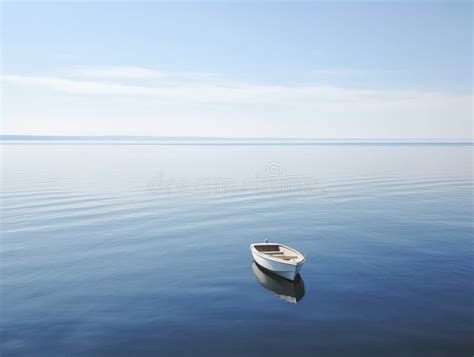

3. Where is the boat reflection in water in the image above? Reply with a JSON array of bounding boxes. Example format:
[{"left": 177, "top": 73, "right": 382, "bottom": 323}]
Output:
[{"left": 252, "top": 262, "right": 305, "bottom": 304}]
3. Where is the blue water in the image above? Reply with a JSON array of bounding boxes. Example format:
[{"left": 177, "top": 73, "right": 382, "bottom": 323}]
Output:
[{"left": 1, "top": 144, "right": 473, "bottom": 356}]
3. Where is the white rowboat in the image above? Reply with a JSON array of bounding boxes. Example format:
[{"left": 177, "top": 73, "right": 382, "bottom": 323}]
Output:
[{"left": 250, "top": 242, "right": 305, "bottom": 281}]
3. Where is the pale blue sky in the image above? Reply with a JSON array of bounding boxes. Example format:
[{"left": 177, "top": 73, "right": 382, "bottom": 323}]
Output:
[{"left": 1, "top": 1, "right": 472, "bottom": 139}]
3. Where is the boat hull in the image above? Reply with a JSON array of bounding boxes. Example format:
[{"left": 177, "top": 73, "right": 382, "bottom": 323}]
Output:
[{"left": 251, "top": 246, "right": 304, "bottom": 281}]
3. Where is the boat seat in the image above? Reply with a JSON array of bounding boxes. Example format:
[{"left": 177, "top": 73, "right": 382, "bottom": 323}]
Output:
[
  {"left": 273, "top": 255, "right": 298, "bottom": 260},
  {"left": 265, "top": 251, "right": 283, "bottom": 255}
]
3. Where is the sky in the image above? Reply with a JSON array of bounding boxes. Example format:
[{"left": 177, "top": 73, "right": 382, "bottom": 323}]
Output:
[{"left": 1, "top": 1, "right": 472, "bottom": 139}]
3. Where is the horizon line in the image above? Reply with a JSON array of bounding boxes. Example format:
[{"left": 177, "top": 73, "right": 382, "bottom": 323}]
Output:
[{"left": 0, "top": 135, "right": 472, "bottom": 144}]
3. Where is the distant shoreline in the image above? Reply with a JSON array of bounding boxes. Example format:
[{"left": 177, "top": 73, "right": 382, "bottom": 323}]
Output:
[{"left": 0, "top": 135, "right": 472, "bottom": 145}]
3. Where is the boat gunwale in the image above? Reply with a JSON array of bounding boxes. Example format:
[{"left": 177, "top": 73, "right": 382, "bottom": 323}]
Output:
[{"left": 250, "top": 243, "right": 305, "bottom": 266}]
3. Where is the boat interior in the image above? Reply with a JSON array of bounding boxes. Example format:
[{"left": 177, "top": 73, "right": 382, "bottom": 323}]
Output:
[{"left": 254, "top": 244, "right": 303, "bottom": 261}]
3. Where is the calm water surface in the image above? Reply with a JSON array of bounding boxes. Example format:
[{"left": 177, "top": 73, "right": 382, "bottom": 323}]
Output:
[{"left": 1, "top": 144, "right": 473, "bottom": 356}]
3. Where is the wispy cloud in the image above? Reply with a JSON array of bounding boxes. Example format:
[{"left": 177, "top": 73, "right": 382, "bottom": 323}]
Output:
[
  {"left": 68, "top": 66, "right": 216, "bottom": 81},
  {"left": 0, "top": 73, "right": 390, "bottom": 104},
  {"left": 70, "top": 66, "right": 166, "bottom": 79},
  {"left": 1, "top": 72, "right": 463, "bottom": 106},
  {"left": 2, "top": 68, "right": 471, "bottom": 139},
  {"left": 2, "top": 69, "right": 472, "bottom": 133}
]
